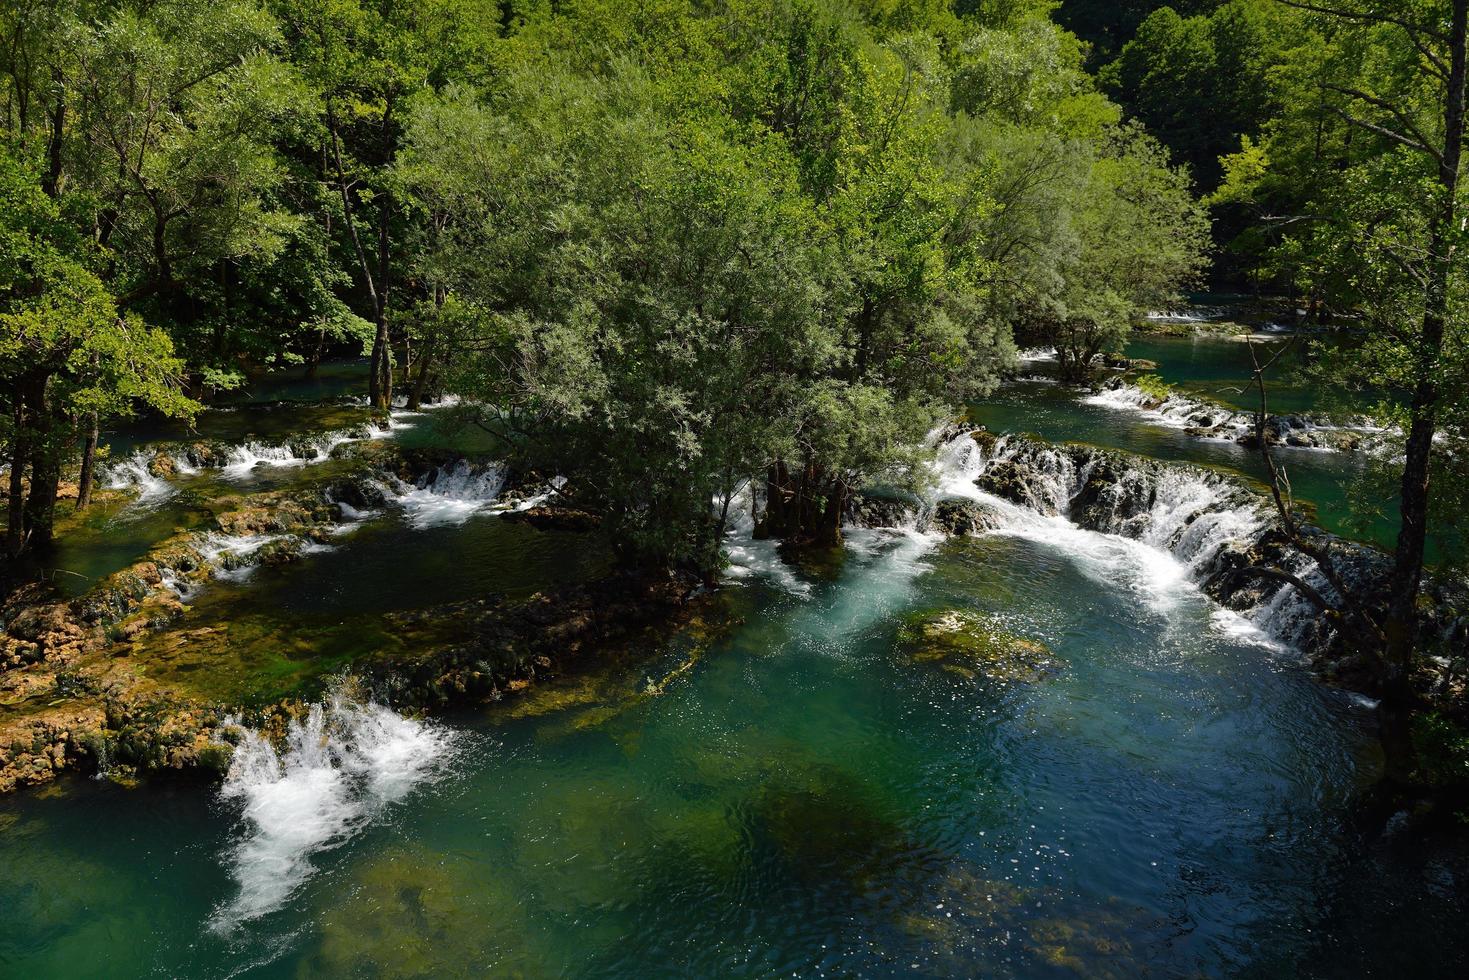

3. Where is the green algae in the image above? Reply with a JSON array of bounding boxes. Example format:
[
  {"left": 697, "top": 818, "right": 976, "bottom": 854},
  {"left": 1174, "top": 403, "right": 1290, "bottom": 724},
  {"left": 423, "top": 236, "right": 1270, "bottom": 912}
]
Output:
[{"left": 896, "top": 608, "right": 1060, "bottom": 684}]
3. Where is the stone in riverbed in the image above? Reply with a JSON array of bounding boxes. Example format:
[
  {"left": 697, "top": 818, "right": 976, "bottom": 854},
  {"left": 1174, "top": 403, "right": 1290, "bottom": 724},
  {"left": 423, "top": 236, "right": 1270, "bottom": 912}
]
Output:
[
  {"left": 973, "top": 459, "right": 1052, "bottom": 513},
  {"left": 932, "top": 498, "right": 1002, "bottom": 536},
  {"left": 500, "top": 505, "right": 602, "bottom": 532},
  {"left": 896, "top": 609, "right": 1058, "bottom": 683},
  {"left": 147, "top": 453, "right": 179, "bottom": 479}
]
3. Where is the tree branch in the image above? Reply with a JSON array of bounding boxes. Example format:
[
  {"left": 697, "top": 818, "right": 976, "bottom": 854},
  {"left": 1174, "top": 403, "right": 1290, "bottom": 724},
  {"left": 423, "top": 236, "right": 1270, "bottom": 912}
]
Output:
[
  {"left": 1328, "top": 106, "right": 1437, "bottom": 159},
  {"left": 1324, "top": 83, "right": 1444, "bottom": 164}
]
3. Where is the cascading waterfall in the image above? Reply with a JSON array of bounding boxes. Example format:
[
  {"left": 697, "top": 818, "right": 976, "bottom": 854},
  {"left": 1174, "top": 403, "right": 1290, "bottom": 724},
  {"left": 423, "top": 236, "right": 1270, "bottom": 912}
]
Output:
[
  {"left": 1083, "top": 381, "right": 1383, "bottom": 453},
  {"left": 1083, "top": 383, "right": 1255, "bottom": 440},
  {"left": 376, "top": 460, "right": 510, "bottom": 528},
  {"left": 220, "top": 423, "right": 393, "bottom": 479},
  {"left": 210, "top": 685, "right": 460, "bottom": 930},
  {"left": 102, "top": 450, "right": 174, "bottom": 505},
  {"left": 927, "top": 430, "right": 1319, "bottom": 646}
]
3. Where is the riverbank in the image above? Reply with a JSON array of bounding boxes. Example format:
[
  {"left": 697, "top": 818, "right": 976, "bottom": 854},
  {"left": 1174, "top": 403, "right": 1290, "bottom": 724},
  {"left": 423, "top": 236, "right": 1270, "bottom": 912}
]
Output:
[{"left": 5, "top": 422, "right": 1463, "bottom": 804}]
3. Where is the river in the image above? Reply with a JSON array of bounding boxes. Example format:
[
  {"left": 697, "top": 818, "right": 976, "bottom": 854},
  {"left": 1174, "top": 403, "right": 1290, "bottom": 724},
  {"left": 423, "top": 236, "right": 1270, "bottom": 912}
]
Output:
[{"left": 1, "top": 331, "right": 1465, "bottom": 977}]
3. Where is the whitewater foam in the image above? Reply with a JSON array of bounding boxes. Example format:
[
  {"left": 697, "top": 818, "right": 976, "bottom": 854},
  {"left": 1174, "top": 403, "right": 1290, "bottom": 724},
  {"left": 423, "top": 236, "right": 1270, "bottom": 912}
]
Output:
[
  {"left": 103, "top": 451, "right": 174, "bottom": 506},
  {"left": 379, "top": 460, "right": 509, "bottom": 527},
  {"left": 926, "top": 431, "right": 1279, "bottom": 621},
  {"left": 210, "top": 688, "right": 459, "bottom": 929},
  {"left": 720, "top": 484, "right": 812, "bottom": 597}
]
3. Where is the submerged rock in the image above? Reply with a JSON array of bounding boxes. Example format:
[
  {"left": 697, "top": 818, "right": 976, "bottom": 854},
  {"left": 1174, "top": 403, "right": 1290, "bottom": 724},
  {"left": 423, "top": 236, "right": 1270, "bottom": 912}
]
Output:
[
  {"left": 501, "top": 505, "right": 602, "bottom": 532},
  {"left": 897, "top": 609, "right": 1058, "bottom": 684}
]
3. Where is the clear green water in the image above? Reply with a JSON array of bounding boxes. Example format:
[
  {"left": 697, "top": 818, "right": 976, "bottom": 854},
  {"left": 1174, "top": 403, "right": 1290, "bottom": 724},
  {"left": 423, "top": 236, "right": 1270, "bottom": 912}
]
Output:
[
  {"left": 3, "top": 532, "right": 1466, "bottom": 977},
  {"left": 1123, "top": 334, "right": 1334, "bottom": 416},
  {"left": 4, "top": 351, "right": 1466, "bottom": 978}
]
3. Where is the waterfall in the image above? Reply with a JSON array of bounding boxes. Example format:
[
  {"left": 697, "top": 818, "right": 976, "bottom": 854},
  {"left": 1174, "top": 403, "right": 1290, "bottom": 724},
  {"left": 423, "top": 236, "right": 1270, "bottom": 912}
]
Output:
[
  {"left": 377, "top": 460, "right": 509, "bottom": 528},
  {"left": 1083, "top": 381, "right": 1382, "bottom": 453},
  {"left": 219, "top": 426, "right": 384, "bottom": 479},
  {"left": 719, "top": 483, "right": 814, "bottom": 597},
  {"left": 927, "top": 431, "right": 1315, "bottom": 643},
  {"left": 102, "top": 451, "right": 174, "bottom": 506},
  {"left": 1083, "top": 383, "right": 1254, "bottom": 441},
  {"left": 209, "top": 686, "right": 459, "bottom": 930}
]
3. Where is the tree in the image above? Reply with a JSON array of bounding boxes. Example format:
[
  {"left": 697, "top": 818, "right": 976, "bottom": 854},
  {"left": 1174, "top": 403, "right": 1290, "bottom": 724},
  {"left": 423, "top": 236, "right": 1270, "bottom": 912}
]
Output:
[
  {"left": 1, "top": 144, "right": 194, "bottom": 556},
  {"left": 1219, "top": 0, "right": 1469, "bottom": 781}
]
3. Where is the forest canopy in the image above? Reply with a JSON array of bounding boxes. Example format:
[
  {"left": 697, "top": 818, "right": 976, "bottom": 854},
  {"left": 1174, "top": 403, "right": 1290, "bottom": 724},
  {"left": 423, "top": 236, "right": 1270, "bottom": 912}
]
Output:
[{"left": 2, "top": 0, "right": 1209, "bottom": 571}]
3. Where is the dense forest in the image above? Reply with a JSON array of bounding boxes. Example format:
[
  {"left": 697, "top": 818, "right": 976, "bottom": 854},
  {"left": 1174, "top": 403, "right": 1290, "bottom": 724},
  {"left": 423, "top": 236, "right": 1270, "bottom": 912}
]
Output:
[{"left": 2, "top": 2, "right": 1468, "bottom": 975}]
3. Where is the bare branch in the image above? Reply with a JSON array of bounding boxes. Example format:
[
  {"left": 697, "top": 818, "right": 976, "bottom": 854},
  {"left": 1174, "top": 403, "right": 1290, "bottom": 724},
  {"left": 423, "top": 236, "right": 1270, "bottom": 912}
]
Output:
[
  {"left": 1224, "top": 565, "right": 1340, "bottom": 616},
  {"left": 1323, "top": 83, "right": 1444, "bottom": 164},
  {"left": 1329, "top": 105, "right": 1437, "bottom": 159}
]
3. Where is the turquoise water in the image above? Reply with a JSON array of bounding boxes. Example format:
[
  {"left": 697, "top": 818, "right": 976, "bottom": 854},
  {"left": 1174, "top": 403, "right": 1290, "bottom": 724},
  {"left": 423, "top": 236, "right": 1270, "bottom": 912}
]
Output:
[
  {"left": 3, "top": 529, "right": 1465, "bottom": 976},
  {"left": 1124, "top": 334, "right": 1338, "bottom": 416},
  {"left": 4, "top": 349, "right": 1467, "bottom": 977}
]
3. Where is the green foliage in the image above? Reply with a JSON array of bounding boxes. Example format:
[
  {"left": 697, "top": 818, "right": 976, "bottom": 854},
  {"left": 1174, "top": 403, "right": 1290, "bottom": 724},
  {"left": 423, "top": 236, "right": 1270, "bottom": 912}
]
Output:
[
  {"left": 0, "top": 145, "right": 195, "bottom": 424},
  {"left": 1099, "top": 0, "right": 1285, "bottom": 191},
  {"left": 1411, "top": 712, "right": 1469, "bottom": 799},
  {"left": 1132, "top": 374, "right": 1174, "bottom": 403},
  {"left": 1, "top": 0, "right": 1210, "bottom": 571}
]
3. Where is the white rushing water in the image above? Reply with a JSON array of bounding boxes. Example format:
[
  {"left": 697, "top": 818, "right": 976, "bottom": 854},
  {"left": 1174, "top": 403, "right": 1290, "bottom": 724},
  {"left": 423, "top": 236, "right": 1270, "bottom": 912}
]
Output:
[
  {"left": 220, "top": 423, "right": 394, "bottom": 480},
  {"left": 719, "top": 483, "right": 814, "bottom": 597},
  {"left": 928, "top": 431, "right": 1297, "bottom": 645},
  {"left": 377, "top": 460, "right": 509, "bottom": 528},
  {"left": 1083, "top": 382, "right": 1382, "bottom": 454},
  {"left": 1082, "top": 383, "right": 1253, "bottom": 439},
  {"left": 102, "top": 451, "right": 175, "bottom": 506},
  {"left": 210, "top": 688, "right": 459, "bottom": 930},
  {"left": 373, "top": 460, "right": 569, "bottom": 529}
]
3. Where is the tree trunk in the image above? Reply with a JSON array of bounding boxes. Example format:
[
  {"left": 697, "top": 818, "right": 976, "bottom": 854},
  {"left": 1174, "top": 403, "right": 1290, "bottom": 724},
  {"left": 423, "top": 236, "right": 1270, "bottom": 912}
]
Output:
[
  {"left": 369, "top": 305, "right": 391, "bottom": 410},
  {"left": 408, "top": 344, "right": 433, "bottom": 411},
  {"left": 757, "top": 459, "right": 843, "bottom": 546},
  {"left": 21, "top": 378, "right": 59, "bottom": 552},
  {"left": 1382, "top": 0, "right": 1468, "bottom": 714},
  {"left": 756, "top": 461, "right": 792, "bottom": 540},
  {"left": 42, "top": 71, "right": 65, "bottom": 199},
  {"left": 76, "top": 413, "right": 99, "bottom": 510},
  {"left": 6, "top": 384, "right": 30, "bottom": 557},
  {"left": 306, "top": 326, "right": 325, "bottom": 380}
]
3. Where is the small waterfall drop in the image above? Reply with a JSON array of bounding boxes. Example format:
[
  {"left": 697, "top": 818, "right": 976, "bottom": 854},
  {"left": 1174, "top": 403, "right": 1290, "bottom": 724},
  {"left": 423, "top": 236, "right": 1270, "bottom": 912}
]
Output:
[
  {"left": 220, "top": 428, "right": 374, "bottom": 479},
  {"left": 927, "top": 431, "right": 1292, "bottom": 638},
  {"left": 379, "top": 460, "right": 509, "bottom": 527},
  {"left": 210, "top": 687, "right": 459, "bottom": 930},
  {"left": 103, "top": 451, "right": 174, "bottom": 506}
]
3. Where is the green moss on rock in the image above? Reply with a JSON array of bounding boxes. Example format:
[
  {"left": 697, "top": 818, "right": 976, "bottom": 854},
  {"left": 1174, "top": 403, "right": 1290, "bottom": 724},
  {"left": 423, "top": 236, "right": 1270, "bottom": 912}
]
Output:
[{"left": 897, "top": 609, "right": 1058, "bottom": 684}]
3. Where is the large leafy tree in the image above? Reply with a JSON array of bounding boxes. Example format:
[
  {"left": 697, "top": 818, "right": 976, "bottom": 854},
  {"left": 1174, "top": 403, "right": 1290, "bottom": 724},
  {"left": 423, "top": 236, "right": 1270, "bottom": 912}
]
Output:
[
  {"left": 1, "top": 145, "right": 194, "bottom": 556},
  {"left": 1211, "top": 0, "right": 1469, "bottom": 779}
]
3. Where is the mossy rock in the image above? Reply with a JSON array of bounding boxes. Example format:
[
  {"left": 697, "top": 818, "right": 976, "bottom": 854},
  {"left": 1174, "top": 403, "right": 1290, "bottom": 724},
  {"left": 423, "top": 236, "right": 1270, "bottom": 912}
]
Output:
[
  {"left": 147, "top": 453, "right": 179, "bottom": 479},
  {"left": 933, "top": 498, "right": 1003, "bottom": 536},
  {"left": 970, "top": 428, "right": 999, "bottom": 454},
  {"left": 897, "top": 609, "right": 1058, "bottom": 684},
  {"left": 973, "top": 459, "right": 1050, "bottom": 513}
]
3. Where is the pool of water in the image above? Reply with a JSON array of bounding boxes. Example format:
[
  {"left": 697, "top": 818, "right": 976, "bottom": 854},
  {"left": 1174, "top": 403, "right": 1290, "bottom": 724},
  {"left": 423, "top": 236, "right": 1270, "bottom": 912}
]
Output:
[
  {"left": 1123, "top": 334, "right": 1341, "bottom": 416},
  {"left": 4, "top": 347, "right": 1466, "bottom": 978},
  {"left": 3, "top": 526, "right": 1465, "bottom": 977}
]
